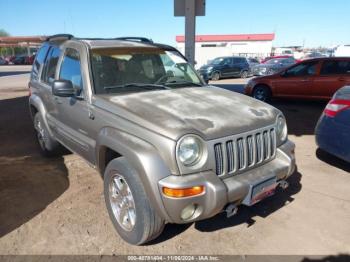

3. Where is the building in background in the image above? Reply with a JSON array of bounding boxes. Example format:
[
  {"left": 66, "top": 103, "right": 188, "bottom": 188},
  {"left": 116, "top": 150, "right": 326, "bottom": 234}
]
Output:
[{"left": 176, "top": 33, "right": 274, "bottom": 67}]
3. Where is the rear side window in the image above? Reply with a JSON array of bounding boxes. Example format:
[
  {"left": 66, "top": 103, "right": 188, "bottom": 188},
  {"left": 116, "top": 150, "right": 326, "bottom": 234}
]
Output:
[
  {"left": 320, "top": 60, "right": 350, "bottom": 75},
  {"left": 41, "top": 46, "right": 61, "bottom": 84},
  {"left": 59, "top": 48, "right": 83, "bottom": 91},
  {"left": 31, "top": 45, "right": 49, "bottom": 80},
  {"left": 233, "top": 57, "right": 246, "bottom": 64}
]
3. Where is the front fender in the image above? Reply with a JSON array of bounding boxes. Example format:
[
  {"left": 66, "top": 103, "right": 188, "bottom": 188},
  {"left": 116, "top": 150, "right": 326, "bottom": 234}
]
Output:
[{"left": 96, "top": 127, "right": 173, "bottom": 221}]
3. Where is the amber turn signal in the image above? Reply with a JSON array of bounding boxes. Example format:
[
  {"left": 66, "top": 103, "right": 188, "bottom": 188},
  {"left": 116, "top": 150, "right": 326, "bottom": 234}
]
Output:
[{"left": 162, "top": 186, "right": 205, "bottom": 198}]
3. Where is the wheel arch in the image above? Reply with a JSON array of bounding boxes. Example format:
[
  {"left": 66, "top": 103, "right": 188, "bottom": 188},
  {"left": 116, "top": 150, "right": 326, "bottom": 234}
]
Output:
[{"left": 96, "top": 127, "right": 172, "bottom": 221}]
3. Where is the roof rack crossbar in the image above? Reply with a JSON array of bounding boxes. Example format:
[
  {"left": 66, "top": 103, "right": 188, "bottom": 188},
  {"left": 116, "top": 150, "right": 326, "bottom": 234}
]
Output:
[
  {"left": 46, "top": 34, "right": 74, "bottom": 42},
  {"left": 114, "top": 37, "right": 153, "bottom": 43}
]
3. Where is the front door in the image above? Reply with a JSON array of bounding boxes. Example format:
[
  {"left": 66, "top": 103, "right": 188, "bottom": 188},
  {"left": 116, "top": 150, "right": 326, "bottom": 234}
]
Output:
[
  {"left": 220, "top": 57, "right": 234, "bottom": 77},
  {"left": 272, "top": 61, "right": 319, "bottom": 98},
  {"left": 51, "top": 47, "right": 96, "bottom": 163}
]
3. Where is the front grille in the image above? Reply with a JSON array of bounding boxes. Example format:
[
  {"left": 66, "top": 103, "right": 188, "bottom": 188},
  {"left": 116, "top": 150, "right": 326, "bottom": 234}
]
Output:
[{"left": 214, "top": 127, "right": 277, "bottom": 177}]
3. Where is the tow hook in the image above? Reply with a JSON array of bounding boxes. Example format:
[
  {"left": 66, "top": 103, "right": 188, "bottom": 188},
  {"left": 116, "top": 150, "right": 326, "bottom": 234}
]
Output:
[
  {"left": 225, "top": 203, "right": 238, "bottom": 218},
  {"left": 278, "top": 180, "right": 289, "bottom": 190}
]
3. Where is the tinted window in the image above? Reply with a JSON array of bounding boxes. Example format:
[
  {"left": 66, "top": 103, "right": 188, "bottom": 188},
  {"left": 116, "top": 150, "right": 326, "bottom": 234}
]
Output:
[
  {"left": 222, "top": 58, "right": 232, "bottom": 65},
  {"left": 285, "top": 62, "right": 317, "bottom": 77},
  {"left": 233, "top": 57, "right": 246, "bottom": 64},
  {"left": 248, "top": 58, "right": 259, "bottom": 63},
  {"left": 320, "top": 60, "right": 350, "bottom": 75},
  {"left": 41, "top": 47, "right": 61, "bottom": 84},
  {"left": 59, "top": 48, "right": 83, "bottom": 91},
  {"left": 32, "top": 45, "right": 49, "bottom": 80}
]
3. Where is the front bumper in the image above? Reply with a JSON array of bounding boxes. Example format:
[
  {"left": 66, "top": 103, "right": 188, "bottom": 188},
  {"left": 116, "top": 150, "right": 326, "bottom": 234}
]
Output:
[
  {"left": 158, "top": 140, "right": 295, "bottom": 224},
  {"left": 198, "top": 70, "right": 213, "bottom": 81}
]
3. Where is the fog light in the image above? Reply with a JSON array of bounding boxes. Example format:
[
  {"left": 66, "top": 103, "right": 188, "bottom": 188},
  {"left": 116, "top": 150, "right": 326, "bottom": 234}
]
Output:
[{"left": 181, "top": 204, "right": 197, "bottom": 221}]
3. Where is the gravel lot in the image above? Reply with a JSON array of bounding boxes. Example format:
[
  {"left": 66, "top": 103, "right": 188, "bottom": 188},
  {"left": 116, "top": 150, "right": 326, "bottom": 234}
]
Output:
[{"left": 0, "top": 66, "right": 349, "bottom": 256}]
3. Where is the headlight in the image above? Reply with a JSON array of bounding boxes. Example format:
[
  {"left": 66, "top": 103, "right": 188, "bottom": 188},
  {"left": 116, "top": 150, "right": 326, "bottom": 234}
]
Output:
[
  {"left": 206, "top": 66, "right": 213, "bottom": 72},
  {"left": 178, "top": 136, "right": 203, "bottom": 166},
  {"left": 276, "top": 116, "right": 288, "bottom": 143},
  {"left": 260, "top": 67, "right": 267, "bottom": 72}
]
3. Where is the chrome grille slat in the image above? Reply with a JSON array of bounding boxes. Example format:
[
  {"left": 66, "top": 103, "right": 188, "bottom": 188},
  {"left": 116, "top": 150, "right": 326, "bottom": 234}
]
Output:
[
  {"left": 214, "top": 143, "right": 224, "bottom": 176},
  {"left": 214, "top": 127, "right": 277, "bottom": 177}
]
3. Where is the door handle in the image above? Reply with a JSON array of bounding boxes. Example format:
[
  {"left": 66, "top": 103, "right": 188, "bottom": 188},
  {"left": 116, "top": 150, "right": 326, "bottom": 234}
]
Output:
[{"left": 338, "top": 77, "right": 346, "bottom": 81}]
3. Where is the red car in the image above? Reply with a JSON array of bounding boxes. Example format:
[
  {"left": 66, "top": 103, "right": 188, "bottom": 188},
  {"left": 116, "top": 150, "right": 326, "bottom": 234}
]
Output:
[{"left": 245, "top": 57, "right": 350, "bottom": 101}]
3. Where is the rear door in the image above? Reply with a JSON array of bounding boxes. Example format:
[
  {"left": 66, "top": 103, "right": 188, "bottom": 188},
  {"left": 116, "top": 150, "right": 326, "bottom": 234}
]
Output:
[
  {"left": 313, "top": 60, "right": 350, "bottom": 98},
  {"left": 273, "top": 60, "right": 319, "bottom": 97},
  {"left": 39, "top": 45, "right": 62, "bottom": 130},
  {"left": 232, "top": 57, "right": 247, "bottom": 76}
]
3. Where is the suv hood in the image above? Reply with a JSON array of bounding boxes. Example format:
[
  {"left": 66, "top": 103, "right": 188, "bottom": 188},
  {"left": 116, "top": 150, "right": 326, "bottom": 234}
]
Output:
[{"left": 97, "top": 87, "right": 280, "bottom": 141}]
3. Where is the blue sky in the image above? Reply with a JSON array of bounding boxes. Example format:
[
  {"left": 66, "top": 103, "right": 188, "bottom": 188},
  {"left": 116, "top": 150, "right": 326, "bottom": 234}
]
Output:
[{"left": 1, "top": 0, "right": 350, "bottom": 47}]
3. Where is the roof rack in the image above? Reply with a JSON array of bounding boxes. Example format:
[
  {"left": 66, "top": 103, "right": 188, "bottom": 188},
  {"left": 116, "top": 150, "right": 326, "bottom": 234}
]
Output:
[
  {"left": 46, "top": 34, "right": 74, "bottom": 42},
  {"left": 114, "top": 37, "right": 153, "bottom": 43}
]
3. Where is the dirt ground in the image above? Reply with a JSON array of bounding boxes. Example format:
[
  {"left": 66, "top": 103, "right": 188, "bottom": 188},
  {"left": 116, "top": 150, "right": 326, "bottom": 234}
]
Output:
[{"left": 0, "top": 66, "right": 349, "bottom": 256}]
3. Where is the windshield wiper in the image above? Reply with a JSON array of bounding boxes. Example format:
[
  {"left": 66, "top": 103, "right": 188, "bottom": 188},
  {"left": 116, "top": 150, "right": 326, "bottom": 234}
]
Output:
[
  {"left": 162, "top": 80, "right": 203, "bottom": 87},
  {"left": 104, "top": 83, "right": 171, "bottom": 91}
]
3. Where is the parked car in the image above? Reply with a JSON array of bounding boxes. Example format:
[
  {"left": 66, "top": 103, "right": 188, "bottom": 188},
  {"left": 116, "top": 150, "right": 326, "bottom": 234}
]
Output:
[
  {"left": 4, "top": 55, "right": 16, "bottom": 64},
  {"left": 12, "top": 56, "right": 27, "bottom": 65},
  {"left": 252, "top": 57, "right": 296, "bottom": 76},
  {"left": 261, "top": 55, "right": 293, "bottom": 64},
  {"left": 315, "top": 86, "right": 350, "bottom": 162},
  {"left": 29, "top": 34, "right": 295, "bottom": 245},
  {"left": 198, "top": 56, "right": 252, "bottom": 81},
  {"left": 25, "top": 55, "right": 35, "bottom": 65},
  {"left": 303, "top": 52, "right": 327, "bottom": 60},
  {"left": 245, "top": 57, "right": 350, "bottom": 102},
  {"left": 0, "top": 57, "right": 8, "bottom": 65},
  {"left": 247, "top": 57, "right": 260, "bottom": 66}
]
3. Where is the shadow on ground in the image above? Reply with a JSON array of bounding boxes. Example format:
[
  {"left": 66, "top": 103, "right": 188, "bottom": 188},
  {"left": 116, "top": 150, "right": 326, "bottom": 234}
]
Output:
[
  {"left": 0, "top": 96, "right": 69, "bottom": 237},
  {"left": 271, "top": 100, "right": 327, "bottom": 137},
  {"left": 316, "top": 148, "right": 350, "bottom": 173},
  {"left": 0, "top": 71, "right": 30, "bottom": 77}
]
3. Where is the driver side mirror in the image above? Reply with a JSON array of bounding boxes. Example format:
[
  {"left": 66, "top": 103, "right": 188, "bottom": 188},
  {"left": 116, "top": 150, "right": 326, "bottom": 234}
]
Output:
[{"left": 52, "top": 80, "right": 76, "bottom": 97}]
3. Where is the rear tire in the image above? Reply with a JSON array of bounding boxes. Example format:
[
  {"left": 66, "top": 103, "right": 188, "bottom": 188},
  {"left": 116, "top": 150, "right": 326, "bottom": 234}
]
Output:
[
  {"left": 33, "top": 112, "right": 62, "bottom": 157},
  {"left": 252, "top": 85, "right": 272, "bottom": 102},
  {"left": 211, "top": 71, "right": 220, "bottom": 81},
  {"left": 104, "top": 157, "right": 165, "bottom": 245}
]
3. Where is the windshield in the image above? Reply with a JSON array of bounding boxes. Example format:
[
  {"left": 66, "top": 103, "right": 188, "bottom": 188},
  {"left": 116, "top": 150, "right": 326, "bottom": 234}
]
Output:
[{"left": 90, "top": 47, "right": 202, "bottom": 94}]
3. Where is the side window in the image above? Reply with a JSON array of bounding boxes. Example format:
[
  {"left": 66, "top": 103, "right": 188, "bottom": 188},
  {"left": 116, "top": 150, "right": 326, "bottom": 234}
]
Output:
[
  {"left": 59, "top": 48, "right": 83, "bottom": 93},
  {"left": 321, "top": 60, "right": 350, "bottom": 75},
  {"left": 41, "top": 47, "right": 61, "bottom": 84},
  {"left": 285, "top": 62, "right": 317, "bottom": 77},
  {"left": 32, "top": 45, "right": 49, "bottom": 80},
  {"left": 223, "top": 58, "right": 232, "bottom": 65}
]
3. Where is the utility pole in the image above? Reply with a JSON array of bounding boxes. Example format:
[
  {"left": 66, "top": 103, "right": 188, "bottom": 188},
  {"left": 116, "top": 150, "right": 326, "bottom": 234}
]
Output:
[
  {"left": 174, "top": 0, "right": 205, "bottom": 66},
  {"left": 184, "top": 0, "right": 196, "bottom": 65}
]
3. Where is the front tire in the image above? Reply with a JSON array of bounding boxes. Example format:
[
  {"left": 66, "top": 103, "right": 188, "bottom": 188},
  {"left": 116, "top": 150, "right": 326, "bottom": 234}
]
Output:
[
  {"left": 252, "top": 85, "right": 272, "bottom": 102},
  {"left": 104, "top": 157, "right": 165, "bottom": 245},
  {"left": 211, "top": 71, "right": 220, "bottom": 81}
]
